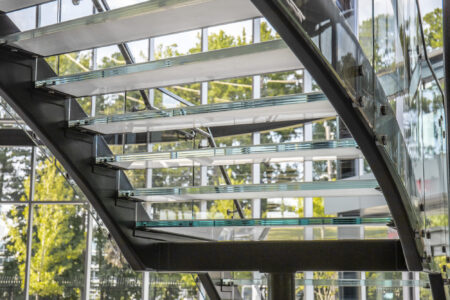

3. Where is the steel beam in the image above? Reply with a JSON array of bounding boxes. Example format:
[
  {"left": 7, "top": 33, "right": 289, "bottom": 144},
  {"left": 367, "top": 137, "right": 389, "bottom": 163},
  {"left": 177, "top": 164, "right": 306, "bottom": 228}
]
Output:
[
  {"left": 250, "top": 0, "right": 423, "bottom": 271},
  {"left": 0, "top": 129, "right": 35, "bottom": 146},
  {"left": 428, "top": 273, "right": 447, "bottom": 300},
  {"left": 268, "top": 273, "right": 295, "bottom": 300},
  {"left": 138, "top": 240, "right": 407, "bottom": 272}
]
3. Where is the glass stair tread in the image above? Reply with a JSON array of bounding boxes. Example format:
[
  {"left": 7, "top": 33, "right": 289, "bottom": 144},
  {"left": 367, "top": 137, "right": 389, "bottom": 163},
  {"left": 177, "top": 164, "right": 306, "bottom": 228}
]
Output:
[
  {"left": 136, "top": 217, "right": 392, "bottom": 228},
  {"left": 120, "top": 179, "right": 381, "bottom": 202},
  {"left": 97, "top": 139, "right": 360, "bottom": 169},
  {"left": 0, "top": 0, "right": 52, "bottom": 13},
  {"left": 0, "top": 0, "right": 261, "bottom": 56},
  {"left": 135, "top": 217, "right": 392, "bottom": 241},
  {"left": 35, "top": 40, "right": 302, "bottom": 97},
  {"left": 69, "top": 93, "right": 335, "bottom": 134}
]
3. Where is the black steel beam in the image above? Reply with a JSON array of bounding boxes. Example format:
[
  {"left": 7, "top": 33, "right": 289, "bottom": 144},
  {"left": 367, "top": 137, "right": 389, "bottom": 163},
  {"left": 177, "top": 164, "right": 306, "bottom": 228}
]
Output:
[
  {"left": 428, "top": 273, "right": 447, "bottom": 300},
  {"left": 267, "top": 273, "right": 295, "bottom": 300},
  {"left": 251, "top": 0, "right": 423, "bottom": 271},
  {"left": 197, "top": 274, "right": 222, "bottom": 300},
  {"left": 0, "top": 129, "right": 35, "bottom": 146},
  {"left": 137, "top": 240, "right": 408, "bottom": 272}
]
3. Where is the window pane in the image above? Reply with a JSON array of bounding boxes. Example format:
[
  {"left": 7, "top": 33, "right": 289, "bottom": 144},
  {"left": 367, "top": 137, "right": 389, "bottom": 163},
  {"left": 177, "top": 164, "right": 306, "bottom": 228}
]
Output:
[
  {"left": 34, "top": 148, "right": 87, "bottom": 202},
  {"left": 90, "top": 218, "right": 142, "bottom": 299},
  {"left": 7, "top": 7, "right": 36, "bottom": 31},
  {"left": 0, "top": 147, "right": 31, "bottom": 202},
  {"left": 39, "top": 1, "right": 58, "bottom": 27},
  {"left": 30, "top": 204, "right": 87, "bottom": 298},
  {"left": 61, "top": 0, "right": 93, "bottom": 22},
  {"left": 0, "top": 204, "right": 27, "bottom": 299}
]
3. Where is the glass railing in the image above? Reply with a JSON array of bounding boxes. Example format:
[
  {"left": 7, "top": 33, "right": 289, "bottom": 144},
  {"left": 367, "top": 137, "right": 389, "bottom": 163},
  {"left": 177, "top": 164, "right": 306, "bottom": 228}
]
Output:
[
  {"left": 213, "top": 274, "right": 430, "bottom": 299},
  {"left": 272, "top": 0, "right": 448, "bottom": 270},
  {"left": 97, "top": 138, "right": 360, "bottom": 169},
  {"left": 68, "top": 93, "right": 334, "bottom": 134},
  {"left": 220, "top": 278, "right": 428, "bottom": 288}
]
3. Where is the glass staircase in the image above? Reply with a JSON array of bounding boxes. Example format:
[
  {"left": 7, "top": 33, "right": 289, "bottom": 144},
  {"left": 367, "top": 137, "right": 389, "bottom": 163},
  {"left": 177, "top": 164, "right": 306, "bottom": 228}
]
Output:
[{"left": 0, "top": 0, "right": 447, "bottom": 298}]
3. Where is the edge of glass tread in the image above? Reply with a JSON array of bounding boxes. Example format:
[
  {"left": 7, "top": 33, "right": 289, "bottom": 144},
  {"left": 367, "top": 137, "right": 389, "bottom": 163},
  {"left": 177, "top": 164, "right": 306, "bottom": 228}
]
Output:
[
  {"left": 35, "top": 40, "right": 301, "bottom": 97},
  {"left": 97, "top": 138, "right": 360, "bottom": 169},
  {"left": 69, "top": 92, "right": 327, "bottom": 128},
  {"left": 136, "top": 217, "right": 392, "bottom": 228},
  {"left": 119, "top": 179, "right": 381, "bottom": 202}
]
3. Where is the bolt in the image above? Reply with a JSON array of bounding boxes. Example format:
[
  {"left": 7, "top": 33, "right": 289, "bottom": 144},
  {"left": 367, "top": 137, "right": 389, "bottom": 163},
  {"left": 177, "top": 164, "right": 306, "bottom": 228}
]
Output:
[
  {"left": 378, "top": 135, "right": 387, "bottom": 146},
  {"left": 419, "top": 203, "right": 425, "bottom": 211}
]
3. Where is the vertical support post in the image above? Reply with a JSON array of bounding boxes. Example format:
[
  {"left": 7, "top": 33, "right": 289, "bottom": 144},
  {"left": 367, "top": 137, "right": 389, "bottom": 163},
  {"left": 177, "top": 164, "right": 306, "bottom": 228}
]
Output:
[
  {"left": 148, "top": 37, "right": 155, "bottom": 106},
  {"left": 200, "top": 27, "right": 209, "bottom": 216},
  {"left": 413, "top": 272, "right": 420, "bottom": 300},
  {"left": 402, "top": 272, "right": 411, "bottom": 300},
  {"left": 428, "top": 273, "right": 447, "bottom": 300},
  {"left": 83, "top": 207, "right": 93, "bottom": 300},
  {"left": 268, "top": 273, "right": 295, "bottom": 300},
  {"left": 303, "top": 70, "right": 314, "bottom": 300},
  {"left": 83, "top": 50, "right": 98, "bottom": 299},
  {"left": 360, "top": 271, "right": 366, "bottom": 300},
  {"left": 443, "top": 0, "right": 450, "bottom": 264},
  {"left": 24, "top": 146, "right": 36, "bottom": 300},
  {"left": 252, "top": 18, "right": 261, "bottom": 220},
  {"left": 141, "top": 37, "right": 155, "bottom": 300},
  {"left": 142, "top": 272, "right": 150, "bottom": 300},
  {"left": 251, "top": 18, "right": 262, "bottom": 300}
]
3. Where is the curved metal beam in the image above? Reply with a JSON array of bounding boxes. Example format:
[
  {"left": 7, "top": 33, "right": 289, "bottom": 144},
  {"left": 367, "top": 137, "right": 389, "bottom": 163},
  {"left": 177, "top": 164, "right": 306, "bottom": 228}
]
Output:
[{"left": 250, "top": 0, "right": 423, "bottom": 270}]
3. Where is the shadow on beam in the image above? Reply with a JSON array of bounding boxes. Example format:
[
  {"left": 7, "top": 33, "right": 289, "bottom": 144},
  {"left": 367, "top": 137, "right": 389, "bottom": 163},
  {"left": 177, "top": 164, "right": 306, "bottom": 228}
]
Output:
[{"left": 138, "top": 240, "right": 407, "bottom": 272}]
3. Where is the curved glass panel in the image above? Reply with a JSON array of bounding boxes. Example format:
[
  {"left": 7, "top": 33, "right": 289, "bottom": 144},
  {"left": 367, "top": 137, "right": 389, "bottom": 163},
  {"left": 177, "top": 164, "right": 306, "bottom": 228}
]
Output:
[{"left": 274, "top": 0, "right": 448, "bottom": 270}]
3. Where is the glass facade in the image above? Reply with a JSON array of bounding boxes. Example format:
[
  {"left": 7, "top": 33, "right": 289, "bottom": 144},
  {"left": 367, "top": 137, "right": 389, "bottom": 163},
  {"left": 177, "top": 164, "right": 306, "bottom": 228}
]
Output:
[{"left": 0, "top": 0, "right": 446, "bottom": 299}]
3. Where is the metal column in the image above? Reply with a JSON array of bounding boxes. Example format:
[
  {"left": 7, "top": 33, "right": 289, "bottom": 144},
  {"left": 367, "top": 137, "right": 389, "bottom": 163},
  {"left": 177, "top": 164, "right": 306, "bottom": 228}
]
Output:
[
  {"left": 252, "top": 18, "right": 263, "bottom": 300},
  {"left": 252, "top": 17, "right": 261, "bottom": 220},
  {"left": 141, "top": 37, "right": 155, "bottom": 300},
  {"left": 200, "top": 27, "right": 209, "bottom": 215},
  {"left": 24, "top": 146, "right": 36, "bottom": 300},
  {"left": 303, "top": 70, "right": 314, "bottom": 300},
  {"left": 268, "top": 273, "right": 295, "bottom": 300},
  {"left": 83, "top": 207, "right": 93, "bottom": 300}
]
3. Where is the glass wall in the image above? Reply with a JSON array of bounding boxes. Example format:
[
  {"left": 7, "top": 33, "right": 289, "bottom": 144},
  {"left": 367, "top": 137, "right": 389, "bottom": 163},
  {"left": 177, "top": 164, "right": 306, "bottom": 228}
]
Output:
[{"left": 1, "top": 0, "right": 445, "bottom": 299}]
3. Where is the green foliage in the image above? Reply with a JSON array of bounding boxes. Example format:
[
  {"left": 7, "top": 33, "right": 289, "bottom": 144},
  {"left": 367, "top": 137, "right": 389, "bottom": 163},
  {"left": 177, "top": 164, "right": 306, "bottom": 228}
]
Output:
[
  {"left": 6, "top": 160, "right": 86, "bottom": 299},
  {"left": 423, "top": 8, "right": 443, "bottom": 49}
]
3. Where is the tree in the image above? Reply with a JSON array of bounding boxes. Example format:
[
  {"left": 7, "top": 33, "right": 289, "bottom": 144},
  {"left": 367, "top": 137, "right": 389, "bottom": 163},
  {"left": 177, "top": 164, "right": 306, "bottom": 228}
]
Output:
[
  {"left": 423, "top": 8, "right": 443, "bottom": 49},
  {"left": 6, "top": 160, "right": 86, "bottom": 299}
]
